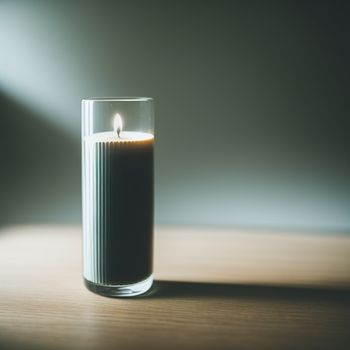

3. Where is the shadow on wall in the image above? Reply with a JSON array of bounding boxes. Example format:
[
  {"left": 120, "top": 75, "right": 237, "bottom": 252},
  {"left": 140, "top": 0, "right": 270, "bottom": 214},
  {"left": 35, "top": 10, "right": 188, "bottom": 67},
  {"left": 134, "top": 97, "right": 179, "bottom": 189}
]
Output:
[{"left": 0, "top": 92, "right": 81, "bottom": 225}]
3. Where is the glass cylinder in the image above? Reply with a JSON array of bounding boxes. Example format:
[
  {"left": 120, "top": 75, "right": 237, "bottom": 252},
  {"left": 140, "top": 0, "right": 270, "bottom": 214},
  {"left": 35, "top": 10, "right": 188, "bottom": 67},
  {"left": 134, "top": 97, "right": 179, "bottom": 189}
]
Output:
[{"left": 81, "top": 97, "right": 154, "bottom": 297}]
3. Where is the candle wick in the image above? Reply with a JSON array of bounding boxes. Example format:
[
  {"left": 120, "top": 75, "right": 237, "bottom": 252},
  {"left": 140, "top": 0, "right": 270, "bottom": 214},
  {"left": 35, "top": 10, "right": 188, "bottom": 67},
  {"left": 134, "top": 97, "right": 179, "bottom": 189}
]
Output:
[{"left": 117, "top": 127, "right": 121, "bottom": 138}]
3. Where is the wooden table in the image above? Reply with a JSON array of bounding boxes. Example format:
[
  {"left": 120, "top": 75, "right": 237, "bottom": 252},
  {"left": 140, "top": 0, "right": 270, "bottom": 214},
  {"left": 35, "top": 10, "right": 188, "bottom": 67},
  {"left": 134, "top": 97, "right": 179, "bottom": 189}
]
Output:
[{"left": 0, "top": 225, "right": 349, "bottom": 350}]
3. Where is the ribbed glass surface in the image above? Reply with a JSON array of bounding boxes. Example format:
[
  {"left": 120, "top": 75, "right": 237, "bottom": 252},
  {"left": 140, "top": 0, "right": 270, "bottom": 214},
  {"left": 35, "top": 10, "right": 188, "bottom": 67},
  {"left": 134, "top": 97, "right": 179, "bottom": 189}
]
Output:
[
  {"left": 82, "top": 138, "right": 154, "bottom": 285},
  {"left": 83, "top": 141, "right": 108, "bottom": 284}
]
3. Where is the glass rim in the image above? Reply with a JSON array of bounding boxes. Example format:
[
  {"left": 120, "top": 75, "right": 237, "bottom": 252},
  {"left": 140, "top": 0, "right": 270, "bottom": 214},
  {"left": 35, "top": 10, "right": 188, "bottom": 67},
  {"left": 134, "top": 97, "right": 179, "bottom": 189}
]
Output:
[{"left": 82, "top": 96, "right": 153, "bottom": 102}]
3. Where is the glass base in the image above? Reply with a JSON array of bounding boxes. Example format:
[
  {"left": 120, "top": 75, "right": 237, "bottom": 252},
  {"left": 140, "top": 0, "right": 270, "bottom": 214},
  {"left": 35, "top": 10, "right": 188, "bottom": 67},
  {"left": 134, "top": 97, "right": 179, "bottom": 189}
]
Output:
[{"left": 84, "top": 275, "right": 153, "bottom": 298}]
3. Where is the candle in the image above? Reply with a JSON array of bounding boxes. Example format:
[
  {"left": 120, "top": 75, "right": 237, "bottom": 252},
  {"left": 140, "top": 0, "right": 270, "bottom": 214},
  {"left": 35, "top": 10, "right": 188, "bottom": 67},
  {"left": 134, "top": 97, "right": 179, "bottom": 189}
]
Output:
[{"left": 82, "top": 98, "right": 154, "bottom": 297}]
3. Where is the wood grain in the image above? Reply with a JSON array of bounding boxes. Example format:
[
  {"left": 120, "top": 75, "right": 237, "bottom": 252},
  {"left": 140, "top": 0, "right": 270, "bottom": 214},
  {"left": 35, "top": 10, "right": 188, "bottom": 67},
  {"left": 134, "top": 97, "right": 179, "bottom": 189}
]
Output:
[{"left": 0, "top": 225, "right": 349, "bottom": 350}]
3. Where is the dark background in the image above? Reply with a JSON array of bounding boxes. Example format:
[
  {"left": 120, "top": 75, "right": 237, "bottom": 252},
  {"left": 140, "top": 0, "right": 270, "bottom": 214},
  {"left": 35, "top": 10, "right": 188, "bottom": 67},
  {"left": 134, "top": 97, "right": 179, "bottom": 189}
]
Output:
[{"left": 0, "top": 0, "right": 349, "bottom": 231}]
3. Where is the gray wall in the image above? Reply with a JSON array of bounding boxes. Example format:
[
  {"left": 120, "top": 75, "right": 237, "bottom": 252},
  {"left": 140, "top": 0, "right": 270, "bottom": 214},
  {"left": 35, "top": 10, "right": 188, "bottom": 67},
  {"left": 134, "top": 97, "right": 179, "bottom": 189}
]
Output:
[{"left": 0, "top": 0, "right": 349, "bottom": 231}]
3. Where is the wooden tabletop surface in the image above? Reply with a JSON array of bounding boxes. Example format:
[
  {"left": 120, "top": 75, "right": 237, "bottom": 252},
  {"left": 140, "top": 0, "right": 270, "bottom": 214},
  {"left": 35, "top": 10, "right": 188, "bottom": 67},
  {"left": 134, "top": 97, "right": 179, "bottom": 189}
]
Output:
[{"left": 0, "top": 225, "right": 349, "bottom": 350}]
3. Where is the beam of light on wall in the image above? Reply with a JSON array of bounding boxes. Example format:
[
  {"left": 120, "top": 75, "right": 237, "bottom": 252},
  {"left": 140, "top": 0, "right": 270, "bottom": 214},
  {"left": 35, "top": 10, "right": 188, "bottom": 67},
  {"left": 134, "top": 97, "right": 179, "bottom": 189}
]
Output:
[{"left": 0, "top": 2, "right": 107, "bottom": 137}]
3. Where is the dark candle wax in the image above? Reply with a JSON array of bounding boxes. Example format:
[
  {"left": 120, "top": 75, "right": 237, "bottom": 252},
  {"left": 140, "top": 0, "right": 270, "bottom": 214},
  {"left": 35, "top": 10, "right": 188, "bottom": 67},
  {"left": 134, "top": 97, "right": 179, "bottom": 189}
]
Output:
[{"left": 84, "top": 133, "right": 153, "bottom": 285}]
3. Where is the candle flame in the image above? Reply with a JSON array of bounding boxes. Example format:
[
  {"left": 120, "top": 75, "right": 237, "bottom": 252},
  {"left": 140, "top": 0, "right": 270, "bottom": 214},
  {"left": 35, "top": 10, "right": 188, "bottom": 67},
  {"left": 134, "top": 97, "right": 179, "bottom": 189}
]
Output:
[{"left": 114, "top": 113, "right": 123, "bottom": 137}]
